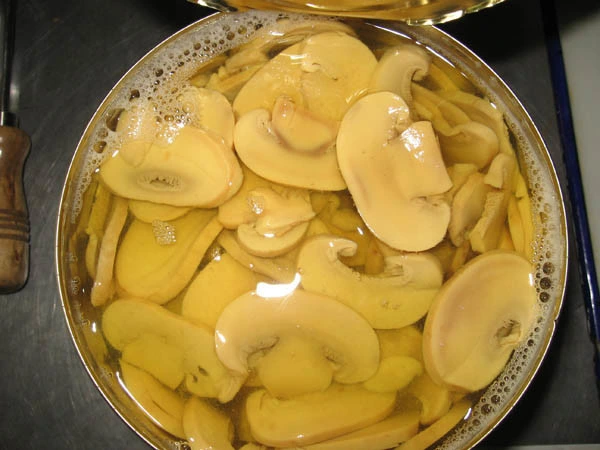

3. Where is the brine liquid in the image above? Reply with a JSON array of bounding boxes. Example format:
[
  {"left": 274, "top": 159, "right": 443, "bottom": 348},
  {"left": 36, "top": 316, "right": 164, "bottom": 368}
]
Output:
[{"left": 63, "top": 11, "right": 566, "bottom": 450}]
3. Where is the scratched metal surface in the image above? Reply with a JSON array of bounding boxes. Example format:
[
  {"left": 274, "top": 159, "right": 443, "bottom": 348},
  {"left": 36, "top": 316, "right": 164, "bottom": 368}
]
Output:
[{"left": 0, "top": 0, "right": 599, "bottom": 448}]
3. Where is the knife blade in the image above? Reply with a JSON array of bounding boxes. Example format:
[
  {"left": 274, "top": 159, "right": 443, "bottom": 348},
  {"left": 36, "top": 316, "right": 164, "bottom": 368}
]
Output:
[{"left": 0, "top": 0, "right": 30, "bottom": 293}]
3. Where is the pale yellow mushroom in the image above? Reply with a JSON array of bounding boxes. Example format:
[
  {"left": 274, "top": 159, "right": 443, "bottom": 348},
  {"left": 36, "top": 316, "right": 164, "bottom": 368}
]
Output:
[
  {"left": 301, "top": 408, "right": 420, "bottom": 450},
  {"left": 233, "top": 107, "right": 346, "bottom": 191},
  {"left": 90, "top": 196, "right": 128, "bottom": 307},
  {"left": 182, "top": 397, "right": 235, "bottom": 450},
  {"left": 271, "top": 96, "right": 339, "bottom": 153},
  {"left": 448, "top": 172, "right": 493, "bottom": 247},
  {"left": 115, "top": 211, "right": 222, "bottom": 304},
  {"left": 104, "top": 299, "right": 245, "bottom": 402},
  {"left": 469, "top": 189, "right": 510, "bottom": 253},
  {"left": 233, "top": 31, "right": 377, "bottom": 122},
  {"left": 101, "top": 125, "right": 243, "bottom": 208},
  {"left": 119, "top": 361, "right": 185, "bottom": 439},
  {"left": 396, "top": 400, "right": 472, "bottom": 450},
  {"left": 233, "top": 186, "right": 315, "bottom": 257},
  {"left": 369, "top": 44, "right": 431, "bottom": 104},
  {"left": 245, "top": 384, "right": 396, "bottom": 447},
  {"left": 128, "top": 199, "right": 190, "bottom": 223},
  {"left": 422, "top": 251, "right": 538, "bottom": 392},
  {"left": 176, "top": 86, "right": 236, "bottom": 149},
  {"left": 214, "top": 289, "right": 380, "bottom": 386},
  {"left": 337, "top": 91, "right": 452, "bottom": 252},
  {"left": 297, "top": 235, "right": 442, "bottom": 329},
  {"left": 217, "top": 230, "right": 297, "bottom": 283}
]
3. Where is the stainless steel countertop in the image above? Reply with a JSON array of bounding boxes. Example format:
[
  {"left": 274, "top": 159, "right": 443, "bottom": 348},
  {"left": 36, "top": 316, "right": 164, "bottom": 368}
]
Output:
[{"left": 1, "top": 0, "right": 599, "bottom": 448}]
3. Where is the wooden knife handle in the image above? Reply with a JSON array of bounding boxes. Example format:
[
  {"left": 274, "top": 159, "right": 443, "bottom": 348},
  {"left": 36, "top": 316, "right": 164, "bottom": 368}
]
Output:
[{"left": 0, "top": 125, "right": 30, "bottom": 293}]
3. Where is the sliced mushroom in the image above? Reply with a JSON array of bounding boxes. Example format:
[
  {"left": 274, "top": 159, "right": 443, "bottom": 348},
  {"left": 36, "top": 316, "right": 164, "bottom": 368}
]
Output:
[
  {"left": 234, "top": 186, "right": 315, "bottom": 257},
  {"left": 369, "top": 44, "right": 431, "bottom": 104},
  {"left": 181, "top": 252, "right": 266, "bottom": 329},
  {"left": 233, "top": 31, "right": 377, "bottom": 122},
  {"left": 422, "top": 251, "right": 538, "bottom": 392},
  {"left": 176, "top": 86, "right": 235, "bottom": 149},
  {"left": 254, "top": 334, "right": 335, "bottom": 398},
  {"left": 101, "top": 125, "right": 243, "bottom": 208},
  {"left": 218, "top": 164, "right": 273, "bottom": 229},
  {"left": 484, "top": 152, "right": 518, "bottom": 190},
  {"left": 336, "top": 91, "right": 452, "bottom": 252},
  {"left": 376, "top": 326, "right": 423, "bottom": 362},
  {"left": 128, "top": 199, "right": 190, "bottom": 223},
  {"left": 412, "top": 84, "right": 498, "bottom": 169},
  {"left": 104, "top": 299, "right": 245, "bottom": 402},
  {"left": 297, "top": 236, "right": 442, "bottom": 329},
  {"left": 301, "top": 407, "right": 420, "bottom": 450},
  {"left": 448, "top": 172, "right": 493, "bottom": 247},
  {"left": 119, "top": 361, "right": 185, "bottom": 438},
  {"left": 363, "top": 356, "right": 423, "bottom": 393},
  {"left": 214, "top": 289, "right": 380, "bottom": 384},
  {"left": 469, "top": 189, "right": 510, "bottom": 253},
  {"left": 407, "top": 373, "right": 452, "bottom": 425},
  {"left": 90, "top": 196, "right": 128, "bottom": 307},
  {"left": 115, "top": 211, "right": 222, "bottom": 304},
  {"left": 437, "top": 121, "right": 499, "bottom": 169},
  {"left": 245, "top": 384, "right": 396, "bottom": 447},
  {"left": 182, "top": 397, "right": 235, "bottom": 450},
  {"left": 233, "top": 107, "right": 346, "bottom": 191},
  {"left": 271, "top": 96, "right": 339, "bottom": 153},
  {"left": 217, "top": 230, "right": 297, "bottom": 283},
  {"left": 440, "top": 90, "right": 515, "bottom": 156},
  {"left": 237, "top": 221, "right": 309, "bottom": 257},
  {"left": 396, "top": 400, "right": 472, "bottom": 450}
]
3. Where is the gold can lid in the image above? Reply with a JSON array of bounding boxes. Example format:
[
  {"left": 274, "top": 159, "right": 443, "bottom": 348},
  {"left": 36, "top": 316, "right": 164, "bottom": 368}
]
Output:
[{"left": 191, "top": 0, "right": 508, "bottom": 25}]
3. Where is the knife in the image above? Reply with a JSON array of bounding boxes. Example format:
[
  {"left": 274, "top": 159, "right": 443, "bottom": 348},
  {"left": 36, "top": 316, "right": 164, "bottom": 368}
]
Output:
[{"left": 0, "top": 0, "right": 30, "bottom": 293}]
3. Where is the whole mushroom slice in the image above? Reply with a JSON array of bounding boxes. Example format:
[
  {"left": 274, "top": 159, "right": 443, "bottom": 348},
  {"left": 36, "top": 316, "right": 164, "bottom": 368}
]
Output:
[
  {"left": 176, "top": 86, "right": 236, "bottom": 149},
  {"left": 119, "top": 361, "right": 186, "bottom": 439},
  {"left": 214, "top": 289, "right": 380, "bottom": 384},
  {"left": 234, "top": 185, "right": 316, "bottom": 257},
  {"left": 422, "top": 250, "right": 538, "bottom": 392},
  {"left": 103, "top": 299, "right": 245, "bottom": 402},
  {"left": 234, "top": 107, "right": 346, "bottom": 191},
  {"left": 369, "top": 44, "right": 431, "bottom": 104},
  {"left": 245, "top": 384, "right": 396, "bottom": 447},
  {"left": 301, "top": 407, "right": 420, "bottom": 450},
  {"left": 115, "top": 211, "right": 222, "bottom": 304},
  {"left": 336, "top": 91, "right": 452, "bottom": 252},
  {"left": 217, "top": 230, "right": 297, "bottom": 283},
  {"left": 101, "top": 125, "right": 243, "bottom": 208},
  {"left": 233, "top": 31, "right": 377, "bottom": 122},
  {"left": 297, "top": 235, "right": 442, "bottom": 329},
  {"left": 182, "top": 397, "right": 235, "bottom": 450},
  {"left": 440, "top": 90, "right": 515, "bottom": 156}
]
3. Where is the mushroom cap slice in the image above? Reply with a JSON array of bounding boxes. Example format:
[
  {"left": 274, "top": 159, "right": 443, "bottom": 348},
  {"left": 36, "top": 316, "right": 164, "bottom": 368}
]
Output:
[
  {"left": 245, "top": 384, "right": 396, "bottom": 447},
  {"left": 101, "top": 125, "right": 243, "bottom": 208},
  {"left": 103, "top": 299, "right": 245, "bottom": 402},
  {"left": 115, "top": 211, "right": 222, "bottom": 304},
  {"left": 176, "top": 86, "right": 235, "bottom": 149},
  {"left": 182, "top": 397, "right": 235, "bottom": 450},
  {"left": 119, "top": 361, "right": 185, "bottom": 439},
  {"left": 214, "top": 289, "right": 380, "bottom": 384},
  {"left": 233, "top": 32, "right": 377, "bottom": 122},
  {"left": 297, "top": 235, "right": 442, "bottom": 329},
  {"left": 369, "top": 44, "right": 431, "bottom": 104},
  {"left": 422, "top": 250, "right": 538, "bottom": 392},
  {"left": 336, "top": 91, "right": 451, "bottom": 252},
  {"left": 234, "top": 108, "right": 346, "bottom": 191},
  {"left": 302, "top": 407, "right": 420, "bottom": 450},
  {"left": 237, "top": 220, "right": 309, "bottom": 257}
]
